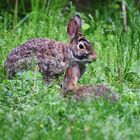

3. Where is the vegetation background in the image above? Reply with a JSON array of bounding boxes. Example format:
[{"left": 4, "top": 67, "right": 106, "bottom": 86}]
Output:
[{"left": 0, "top": 0, "right": 140, "bottom": 139}]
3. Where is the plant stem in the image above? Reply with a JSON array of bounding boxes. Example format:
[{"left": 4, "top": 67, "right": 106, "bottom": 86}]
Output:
[
  {"left": 118, "top": 64, "right": 122, "bottom": 82},
  {"left": 122, "top": 0, "right": 127, "bottom": 31},
  {"left": 13, "top": 0, "right": 18, "bottom": 31}
]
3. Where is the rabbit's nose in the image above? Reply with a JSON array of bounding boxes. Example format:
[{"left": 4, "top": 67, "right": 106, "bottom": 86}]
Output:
[{"left": 89, "top": 54, "right": 97, "bottom": 61}]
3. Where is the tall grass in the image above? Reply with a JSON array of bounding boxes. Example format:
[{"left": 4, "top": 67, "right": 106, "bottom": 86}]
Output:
[{"left": 84, "top": 1, "right": 140, "bottom": 89}]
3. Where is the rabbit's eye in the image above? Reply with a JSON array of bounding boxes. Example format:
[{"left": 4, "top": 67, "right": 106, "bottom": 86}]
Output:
[{"left": 78, "top": 43, "right": 85, "bottom": 49}]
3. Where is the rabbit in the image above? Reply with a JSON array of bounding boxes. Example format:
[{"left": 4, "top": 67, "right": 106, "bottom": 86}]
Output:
[
  {"left": 5, "top": 15, "right": 97, "bottom": 83},
  {"left": 61, "top": 66, "right": 119, "bottom": 102}
]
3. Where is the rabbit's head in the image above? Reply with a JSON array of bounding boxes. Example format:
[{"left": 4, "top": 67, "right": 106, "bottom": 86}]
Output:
[{"left": 67, "top": 15, "right": 97, "bottom": 63}]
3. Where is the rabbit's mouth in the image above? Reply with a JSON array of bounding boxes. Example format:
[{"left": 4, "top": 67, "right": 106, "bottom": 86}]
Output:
[
  {"left": 70, "top": 49, "right": 96, "bottom": 63},
  {"left": 72, "top": 53, "right": 89, "bottom": 62},
  {"left": 77, "top": 56, "right": 96, "bottom": 63},
  {"left": 83, "top": 60, "right": 94, "bottom": 64},
  {"left": 86, "top": 61, "right": 92, "bottom": 64},
  {"left": 74, "top": 57, "right": 96, "bottom": 64}
]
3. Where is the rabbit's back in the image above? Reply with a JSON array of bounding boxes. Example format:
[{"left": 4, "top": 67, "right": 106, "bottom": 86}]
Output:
[{"left": 6, "top": 38, "right": 69, "bottom": 78}]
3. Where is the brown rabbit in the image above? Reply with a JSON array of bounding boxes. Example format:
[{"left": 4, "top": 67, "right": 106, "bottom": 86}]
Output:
[
  {"left": 5, "top": 15, "right": 96, "bottom": 83},
  {"left": 61, "top": 66, "right": 119, "bottom": 102}
]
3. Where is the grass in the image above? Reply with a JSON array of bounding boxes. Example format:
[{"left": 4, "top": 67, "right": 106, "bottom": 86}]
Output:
[
  {"left": 0, "top": 1, "right": 140, "bottom": 140},
  {"left": 0, "top": 75, "right": 140, "bottom": 139}
]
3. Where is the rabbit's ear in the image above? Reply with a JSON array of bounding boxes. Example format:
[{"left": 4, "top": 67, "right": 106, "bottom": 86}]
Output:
[
  {"left": 67, "top": 15, "right": 82, "bottom": 38},
  {"left": 73, "top": 15, "right": 82, "bottom": 31}
]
